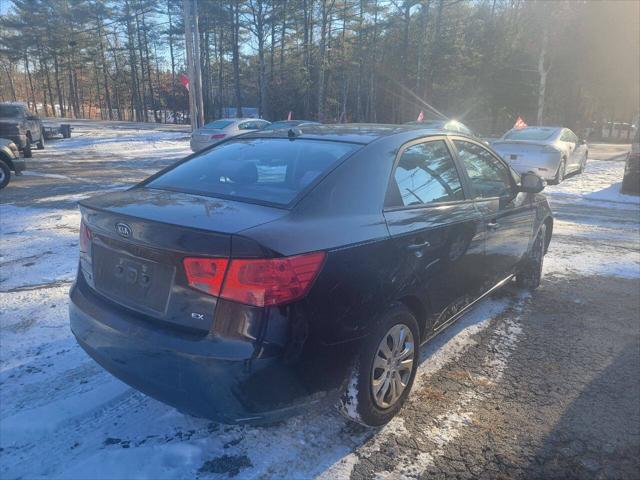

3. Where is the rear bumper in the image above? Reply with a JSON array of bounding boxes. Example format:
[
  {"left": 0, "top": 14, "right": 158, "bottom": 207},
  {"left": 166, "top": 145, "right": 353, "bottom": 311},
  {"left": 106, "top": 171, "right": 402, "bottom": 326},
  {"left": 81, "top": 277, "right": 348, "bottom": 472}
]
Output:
[
  {"left": 11, "top": 157, "right": 26, "bottom": 173},
  {"left": 508, "top": 160, "right": 560, "bottom": 181},
  {"left": 190, "top": 139, "right": 213, "bottom": 152},
  {"left": 515, "top": 166, "right": 557, "bottom": 181},
  {"left": 499, "top": 152, "right": 561, "bottom": 181},
  {"left": 69, "top": 276, "right": 355, "bottom": 424}
]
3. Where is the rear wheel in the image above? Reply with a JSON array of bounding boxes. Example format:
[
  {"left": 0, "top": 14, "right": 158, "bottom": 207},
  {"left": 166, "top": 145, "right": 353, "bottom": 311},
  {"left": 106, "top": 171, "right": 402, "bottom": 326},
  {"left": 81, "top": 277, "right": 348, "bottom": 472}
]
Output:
[
  {"left": 23, "top": 135, "right": 33, "bottom": 158},
  {"left": 0, "top": 160, "right": 11, "bottom": 189},
  {"left": 516, "top": 224, "right": 546, "bottom": 289},
  {"left": 551, "top": 158, "right": 566, "bottom": 185},
  {"left": 578, "top": 153, "right": 588, "bottom": 174},
  {"left": 338, "top": 304, "right": 419, "bottom": 426}
]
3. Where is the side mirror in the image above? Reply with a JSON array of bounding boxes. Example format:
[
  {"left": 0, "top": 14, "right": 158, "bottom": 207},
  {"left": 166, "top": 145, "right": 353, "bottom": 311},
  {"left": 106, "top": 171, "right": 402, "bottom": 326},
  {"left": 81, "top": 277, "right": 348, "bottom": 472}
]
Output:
[{"left": 519, "top": 172, "right": 545, "bottom": 193}]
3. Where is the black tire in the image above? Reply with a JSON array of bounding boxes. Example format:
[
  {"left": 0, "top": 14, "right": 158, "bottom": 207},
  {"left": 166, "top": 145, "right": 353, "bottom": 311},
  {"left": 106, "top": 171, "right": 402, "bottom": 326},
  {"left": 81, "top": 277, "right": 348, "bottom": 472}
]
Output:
[
  {"left": 578, "top": 153, "right": 588, "bottom": 174},
  {"left": 550, "top": 159, "right": 566, "bottom": 185},
  {"left": 37, "top": 130, "right": 45, "bottom": 149},
  {"left": 0, "top": 160, "right": 11, "bottom": 189},
  {"left": 516, "top": 224, "right": 547, "bottom": 289},
  {"left": 338, "top": 304, "right": 420, "bottom": 427},
  {"left": 23, "top": 137, "right": 33, "bottom": 158}
]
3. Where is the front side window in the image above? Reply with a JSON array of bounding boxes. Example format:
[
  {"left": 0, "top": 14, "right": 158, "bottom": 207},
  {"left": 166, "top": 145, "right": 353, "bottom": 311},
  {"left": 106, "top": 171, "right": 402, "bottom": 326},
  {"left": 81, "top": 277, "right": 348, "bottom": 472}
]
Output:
[
  {"left": 454, "top": 140, "right": 513, "bottom": 198},
  {"left": 390, "top": 140, "right": 464, "bottom": 207},
  {"left": 146, "top": 138, "right": 359, "bottom": 206}
]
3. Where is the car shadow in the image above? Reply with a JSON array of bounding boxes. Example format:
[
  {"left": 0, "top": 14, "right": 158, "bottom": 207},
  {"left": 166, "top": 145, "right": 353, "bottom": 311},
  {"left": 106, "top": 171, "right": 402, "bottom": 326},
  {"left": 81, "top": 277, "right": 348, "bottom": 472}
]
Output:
[{"left": 523, "top": 342, "right": 640, "bottom": 479}]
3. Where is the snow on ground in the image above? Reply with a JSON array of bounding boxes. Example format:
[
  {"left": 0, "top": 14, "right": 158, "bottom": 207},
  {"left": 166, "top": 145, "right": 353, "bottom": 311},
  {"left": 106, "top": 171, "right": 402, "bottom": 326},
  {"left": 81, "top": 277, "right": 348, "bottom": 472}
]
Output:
[
  {"left": 546, "top": 158, "right": 640, "bottom": 207},
  {"left": 1, "top": 131, "right": 639, "bottom": 479}
]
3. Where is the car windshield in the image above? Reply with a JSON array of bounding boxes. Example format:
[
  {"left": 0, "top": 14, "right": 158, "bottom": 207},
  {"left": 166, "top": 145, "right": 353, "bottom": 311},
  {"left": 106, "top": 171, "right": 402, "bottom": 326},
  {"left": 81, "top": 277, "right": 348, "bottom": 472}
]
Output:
[
  {"left": 147, "top": 138, "right": 360, "bottom": 206},
  {"left": 203, "top": 120, "right": 234, "bottom": 129},
  {"left": 0, "top": 105, "right": 24, "bottom": 117},
  {"left": 504, "top": 128, "right": 558, "bottom": 141}
]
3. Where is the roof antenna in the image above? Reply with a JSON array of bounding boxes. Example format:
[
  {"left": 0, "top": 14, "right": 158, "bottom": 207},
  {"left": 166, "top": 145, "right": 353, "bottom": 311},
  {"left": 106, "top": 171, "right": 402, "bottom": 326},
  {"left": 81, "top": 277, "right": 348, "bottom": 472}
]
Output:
[{"left": 288, "top": 127, "right": 302, "bottom": 139}]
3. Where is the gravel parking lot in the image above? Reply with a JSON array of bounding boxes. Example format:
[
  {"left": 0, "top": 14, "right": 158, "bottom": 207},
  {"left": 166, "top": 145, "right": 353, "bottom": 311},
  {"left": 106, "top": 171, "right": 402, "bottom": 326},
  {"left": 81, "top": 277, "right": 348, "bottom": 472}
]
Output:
[{"left": 1, "top": 123, "right": 638, "bottom": 479}]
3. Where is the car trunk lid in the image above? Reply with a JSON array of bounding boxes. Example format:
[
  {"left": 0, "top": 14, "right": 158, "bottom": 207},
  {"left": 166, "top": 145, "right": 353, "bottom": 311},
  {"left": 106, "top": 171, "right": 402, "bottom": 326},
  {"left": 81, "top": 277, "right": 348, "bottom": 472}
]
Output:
[{"left": 79, "top": 188, "right": 286, "bottom": 331}]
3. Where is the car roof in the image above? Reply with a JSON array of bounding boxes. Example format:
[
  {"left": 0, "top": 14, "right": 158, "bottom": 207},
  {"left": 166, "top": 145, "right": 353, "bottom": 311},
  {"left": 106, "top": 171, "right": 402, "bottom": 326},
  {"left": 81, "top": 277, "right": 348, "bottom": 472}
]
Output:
[
  {"left": 206, "top": 118, "right": 268, "bottom": 123},
  {"left": 237, "top": 123, "right": 462, "bottom": 144},
  {"left": 270, "top": 120, "right": 318, "bottom": 124}
]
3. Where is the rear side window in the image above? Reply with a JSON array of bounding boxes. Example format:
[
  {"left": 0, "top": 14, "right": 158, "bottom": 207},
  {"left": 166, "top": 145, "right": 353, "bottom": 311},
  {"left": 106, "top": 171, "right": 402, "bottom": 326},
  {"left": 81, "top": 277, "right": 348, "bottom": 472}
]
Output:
[
  {"left": 147, "top": 138, "right": 359, "bottom": 206},
  {"left": 389, "top": 140, "right": 464, "bottom": 207}
]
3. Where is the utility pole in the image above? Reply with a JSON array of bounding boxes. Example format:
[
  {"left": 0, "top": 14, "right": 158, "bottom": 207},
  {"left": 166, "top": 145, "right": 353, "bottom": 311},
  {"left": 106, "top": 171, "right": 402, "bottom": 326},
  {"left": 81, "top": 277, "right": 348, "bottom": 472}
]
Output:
[
  {"left": 192, "top": 0, "right": 205, "bottom": 127},
  {"left": 183, "top": 0, "right": 205, "bottom": 130}
]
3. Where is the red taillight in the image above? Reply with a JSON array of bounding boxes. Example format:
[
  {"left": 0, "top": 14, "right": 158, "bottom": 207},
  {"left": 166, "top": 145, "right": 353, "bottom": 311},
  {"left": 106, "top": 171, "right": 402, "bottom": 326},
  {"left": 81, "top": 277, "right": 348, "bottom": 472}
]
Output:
[
  {"left": 79, "top": 221, "right": 92, "bottom": 254},
  {"left": 221, "top": 252, "right": 326, "bottom": 307},
  {"left": 183, "top": 257, "right": 229, "bottom": 296},
  {"left": 210, "top": 133, "right": 226, "bottom": 140},
  {"left": 183, "top": 252, "right": 326, "bottom": 307}
]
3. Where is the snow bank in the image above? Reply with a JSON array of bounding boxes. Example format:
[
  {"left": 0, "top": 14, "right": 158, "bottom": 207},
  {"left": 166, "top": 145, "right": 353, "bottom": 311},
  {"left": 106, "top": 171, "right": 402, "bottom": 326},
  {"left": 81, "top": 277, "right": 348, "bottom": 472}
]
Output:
[{"left": 546, "top": 159, "right": 640, "bottom": 207}]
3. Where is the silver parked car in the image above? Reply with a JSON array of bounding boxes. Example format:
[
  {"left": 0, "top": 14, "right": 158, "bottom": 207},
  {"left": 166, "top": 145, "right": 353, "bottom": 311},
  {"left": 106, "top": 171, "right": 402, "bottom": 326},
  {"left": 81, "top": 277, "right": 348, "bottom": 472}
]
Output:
[
  {"left": 190, "top": 118, "right": 271, "bottom": 152},
  {"left": 492, "top": 127, "right": 588, "bottom": 184}
]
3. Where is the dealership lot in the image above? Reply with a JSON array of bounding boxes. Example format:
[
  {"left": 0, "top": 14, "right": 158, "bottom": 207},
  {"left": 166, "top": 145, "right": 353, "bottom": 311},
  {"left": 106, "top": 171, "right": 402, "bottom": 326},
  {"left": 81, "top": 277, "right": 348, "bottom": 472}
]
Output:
[{"left": 1, "top": 124, "right": 638, "bottom": 479}]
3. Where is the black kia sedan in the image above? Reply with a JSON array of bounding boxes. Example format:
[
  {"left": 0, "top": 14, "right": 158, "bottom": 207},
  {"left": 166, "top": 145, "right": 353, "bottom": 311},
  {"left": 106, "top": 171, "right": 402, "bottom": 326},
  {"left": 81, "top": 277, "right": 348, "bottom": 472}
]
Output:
[{"left": 69, "top": 125, "right": 553, "bottom": 426}]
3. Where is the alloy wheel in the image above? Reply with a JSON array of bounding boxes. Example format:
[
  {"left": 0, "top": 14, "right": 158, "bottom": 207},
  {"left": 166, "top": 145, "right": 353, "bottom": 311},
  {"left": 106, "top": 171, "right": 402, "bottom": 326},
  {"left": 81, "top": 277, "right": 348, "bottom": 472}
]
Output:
[{"left": 371, "top": 323, "right": 415, "bottom": 409}]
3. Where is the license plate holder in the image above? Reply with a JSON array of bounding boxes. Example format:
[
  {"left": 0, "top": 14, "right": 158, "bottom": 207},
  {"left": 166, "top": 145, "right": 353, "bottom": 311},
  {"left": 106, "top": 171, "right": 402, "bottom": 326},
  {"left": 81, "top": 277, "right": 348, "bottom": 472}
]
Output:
[{"left": 93, "top": 244, "right": 174, "bottom": 314}]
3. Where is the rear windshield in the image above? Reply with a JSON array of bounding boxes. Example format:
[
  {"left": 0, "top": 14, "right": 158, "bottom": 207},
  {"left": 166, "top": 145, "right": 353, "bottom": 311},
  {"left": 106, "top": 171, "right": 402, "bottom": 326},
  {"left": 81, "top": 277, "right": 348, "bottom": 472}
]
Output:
[
  {"left": 203, "top": 120, "right": 234, "bottom": 129},
  {"left": 147, "top": 138, "right": 360, "bottom": 206},
  {"left": 504, "top": 128, "right": 557, "bottom": 141},
  {"left": 262, "top": 121, "right": 301, "bottom": 130}
]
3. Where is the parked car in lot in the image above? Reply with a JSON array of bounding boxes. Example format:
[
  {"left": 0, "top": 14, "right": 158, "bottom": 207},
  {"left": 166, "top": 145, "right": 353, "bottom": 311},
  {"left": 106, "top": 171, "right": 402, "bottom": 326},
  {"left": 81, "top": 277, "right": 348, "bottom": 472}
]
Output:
[
  {"left": 42, "top": 121, "right": 72, "bottom": 139},
  {"left": 492, "top": 126, "right": 588, "bottom": 184},
  {"left": 621, "top": 130, "right": 639, "bottom": 195},
  {"left": 70, "top": 125, "right": 552, "bottom": 426},
  {"left": 190, "top": 118, "right": 271, "bottom": 152},
  {"left": 0, "top": 138, "right": 26, "bottom": 189},
  {"left": 261, "top": 120, "right": 320, "bottom": 130},
  {"left": 0, "top": 102, "right": 45, "bottom": 158}
]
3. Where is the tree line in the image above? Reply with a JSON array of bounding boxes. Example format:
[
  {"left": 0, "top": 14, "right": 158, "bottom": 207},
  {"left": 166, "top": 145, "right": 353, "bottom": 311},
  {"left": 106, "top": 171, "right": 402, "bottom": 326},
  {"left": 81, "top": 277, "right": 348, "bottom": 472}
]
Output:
[{"left": 1, "top": 0, "right": 638, "bottom": 135}]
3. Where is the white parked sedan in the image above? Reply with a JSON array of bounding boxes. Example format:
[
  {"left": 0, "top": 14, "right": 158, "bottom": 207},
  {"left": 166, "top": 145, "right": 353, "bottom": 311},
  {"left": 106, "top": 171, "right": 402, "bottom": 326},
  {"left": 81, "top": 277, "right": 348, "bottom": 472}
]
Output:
[
  {"left": 190, "top": 118, "right": 271, "bottom": 152},
  {"left": 492, "top": 127, "right": 588, "bottom": 184}
]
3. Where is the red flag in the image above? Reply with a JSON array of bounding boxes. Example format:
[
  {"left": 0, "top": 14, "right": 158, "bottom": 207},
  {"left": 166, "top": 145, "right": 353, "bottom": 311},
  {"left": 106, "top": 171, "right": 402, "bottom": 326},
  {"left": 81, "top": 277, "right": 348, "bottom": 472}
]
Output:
[
  {"left": 513, "top": 116, "right": 527, "bottom": 129},
  {"left": 416, "top": 111, "right": 424, "bottom": 122},
  {"left": 179, "top": 74, "right": 190, "bottom": 91},
  {"left": 287, "top": 111, "right": 293, "bottom": 121}
]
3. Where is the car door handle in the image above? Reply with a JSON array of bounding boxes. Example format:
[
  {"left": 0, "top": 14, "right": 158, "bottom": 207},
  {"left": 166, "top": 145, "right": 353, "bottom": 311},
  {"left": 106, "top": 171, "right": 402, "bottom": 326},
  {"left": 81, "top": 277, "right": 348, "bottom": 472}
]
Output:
[
  {"left": 487, "top": 220, "right": 500, "bottom": 230},
  {"left": 407, "top": 240, "right": 431, "bottom": 251}
]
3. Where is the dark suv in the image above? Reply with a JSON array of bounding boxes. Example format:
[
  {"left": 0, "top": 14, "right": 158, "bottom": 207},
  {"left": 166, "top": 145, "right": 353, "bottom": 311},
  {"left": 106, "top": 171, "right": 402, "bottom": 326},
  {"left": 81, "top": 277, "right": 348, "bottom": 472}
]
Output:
[
  {"left": 69, "top": 125, "right": 552, "bottom": 426},
  {"left": 0, "top": 103, "right": 45, "bottom": 158}
]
